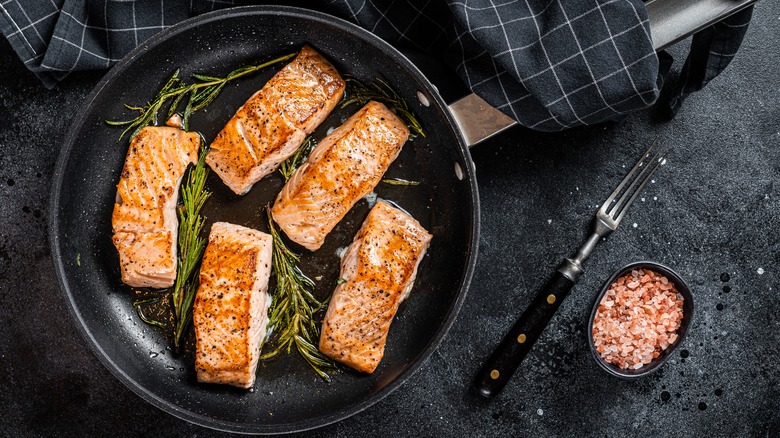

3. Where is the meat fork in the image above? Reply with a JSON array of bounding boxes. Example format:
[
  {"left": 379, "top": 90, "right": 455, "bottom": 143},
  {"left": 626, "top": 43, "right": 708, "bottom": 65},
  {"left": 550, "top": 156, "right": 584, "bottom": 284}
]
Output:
[{"left": 474, "top": 142, "right": 670, "bottom": 397}]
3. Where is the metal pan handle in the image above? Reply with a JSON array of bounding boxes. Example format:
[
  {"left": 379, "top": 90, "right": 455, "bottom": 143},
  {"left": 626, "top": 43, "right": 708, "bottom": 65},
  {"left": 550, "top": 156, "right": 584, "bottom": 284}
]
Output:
[
  {"left": 441, "top": 0, "right": 759, "bottom": 147},
  {"left": 448, "top": 94, "right": 517, "bottom": 148},
  {"left": 646, "top": 0, "right": 758, "bottom": 51},
  {"left": 397, "top": 48, "right": 518, "bottom": 148}
]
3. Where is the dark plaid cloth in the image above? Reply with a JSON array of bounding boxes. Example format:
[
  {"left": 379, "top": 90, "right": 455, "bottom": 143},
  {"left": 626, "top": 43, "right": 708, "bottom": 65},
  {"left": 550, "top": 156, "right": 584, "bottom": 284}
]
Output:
[
  {"left": 0, "top": 0, "right": 231, "bottom": 87},
  {"left": 0, "top": 0, "right": 752, "bottom": 131},
  {"left": 328, "top": 0, "right": 659, "bottom": 130},
  {"left": 655, "top": 6, "right": 754, "bottom": 119}
]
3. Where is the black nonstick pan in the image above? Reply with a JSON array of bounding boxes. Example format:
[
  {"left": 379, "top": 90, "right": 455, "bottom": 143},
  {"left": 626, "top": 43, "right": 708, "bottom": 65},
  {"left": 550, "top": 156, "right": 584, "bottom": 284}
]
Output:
[{"left": 49, "top": 5, "right": 503, "bottom": 434}]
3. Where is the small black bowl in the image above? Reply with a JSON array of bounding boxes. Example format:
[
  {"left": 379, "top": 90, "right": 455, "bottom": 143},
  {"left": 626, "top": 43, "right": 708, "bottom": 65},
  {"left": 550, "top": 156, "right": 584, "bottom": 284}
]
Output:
[{"left": 587, "top": 261, "right": 694, "bottom": 379}]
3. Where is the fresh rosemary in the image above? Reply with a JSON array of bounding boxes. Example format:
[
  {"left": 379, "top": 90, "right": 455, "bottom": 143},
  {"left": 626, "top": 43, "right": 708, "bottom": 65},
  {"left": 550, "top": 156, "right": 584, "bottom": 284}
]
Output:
[
  {"left": 261, "top": 208, "right": 336, "bottom": 381},
  {"left": 106, "top": 52, "right": 296, "bottom": 140},
  {"left": 340, "top": 76, "right": 425, "bottom": 139},
  {"left": 278, "top": 136, "right": 317, "bottom": 181},
  {"left": 171, "top": 146, "right": 212, "bottom": 349},
  {"left": 133, "top": 297, "right": 165, "bottom": 329},
  {"left": 381, "top": 178, "right": 420, "bottom": 186}
]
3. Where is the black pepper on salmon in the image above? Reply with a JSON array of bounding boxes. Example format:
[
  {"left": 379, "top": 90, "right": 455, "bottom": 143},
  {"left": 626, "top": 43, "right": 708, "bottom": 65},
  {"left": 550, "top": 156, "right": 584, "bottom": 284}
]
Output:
[
  {"left": 206, "top": 45, "right": 345, "bottom": 195},
  {"left": 319, "top": 201, "right": 432, "bottom": 373},
  {"left": 271, "top": 101, "right": 409, "bottom": 251},
  {"left": 193, "top": 222, "right": 273, "bottom": 389},
  {"left": 112, "top": 126, "right": 200, "bottom": 288}
]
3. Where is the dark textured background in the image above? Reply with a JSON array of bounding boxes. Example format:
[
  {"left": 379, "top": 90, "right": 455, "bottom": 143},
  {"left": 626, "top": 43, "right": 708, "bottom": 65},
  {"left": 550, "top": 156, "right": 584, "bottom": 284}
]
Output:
[{"left": 1, "top": 2, "right": 778, "bottom": 436}]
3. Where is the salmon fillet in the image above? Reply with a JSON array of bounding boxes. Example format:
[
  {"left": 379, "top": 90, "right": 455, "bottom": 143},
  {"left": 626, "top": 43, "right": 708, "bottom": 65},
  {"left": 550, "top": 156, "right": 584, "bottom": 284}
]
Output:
[
  {"left": 193, "top": 222, "right": 273, "bottom": 389},
  {"left": 207, "top": 45, "right": 345, "bottom": 195},
  {"left": 272, "top": 101, "right": 409, "bottom": 251},
  {"left": 319, "top": 201, "right": 432, "bottom": 373},
  {"left": 111, "top": 126, "right": 200, "bottom": 288}
]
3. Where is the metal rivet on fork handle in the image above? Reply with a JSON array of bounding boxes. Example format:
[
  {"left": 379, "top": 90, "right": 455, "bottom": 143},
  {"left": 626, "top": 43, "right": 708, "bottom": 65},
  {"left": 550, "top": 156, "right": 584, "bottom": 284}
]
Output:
[{"left": 473, "top": 142, "right": 670, "bottom": 398}]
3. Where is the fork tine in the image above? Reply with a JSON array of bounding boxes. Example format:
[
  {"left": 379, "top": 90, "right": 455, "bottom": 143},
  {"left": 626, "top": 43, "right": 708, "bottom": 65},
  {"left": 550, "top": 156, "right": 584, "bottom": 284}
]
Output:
[
  {"left": 600, "top": 140, "right": 657, "bottom": 215},
  {"left": 613, "top": 148, "right": 671, "bottom": 224},
  {"left": 608, "top": 144, "right": 664, "bottom": 217}
]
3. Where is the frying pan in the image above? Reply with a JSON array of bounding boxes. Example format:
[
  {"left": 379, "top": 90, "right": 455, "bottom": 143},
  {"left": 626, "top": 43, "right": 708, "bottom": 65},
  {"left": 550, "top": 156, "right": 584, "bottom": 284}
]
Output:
[{"left": 49, "top": 5, "right": 506, "bottom": 434}]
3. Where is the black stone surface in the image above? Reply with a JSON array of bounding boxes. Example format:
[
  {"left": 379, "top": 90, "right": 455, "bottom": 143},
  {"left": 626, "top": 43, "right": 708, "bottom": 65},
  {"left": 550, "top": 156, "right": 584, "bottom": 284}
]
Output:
[{"left": 1, "top": 3, "right": 778, "bottom": 436}]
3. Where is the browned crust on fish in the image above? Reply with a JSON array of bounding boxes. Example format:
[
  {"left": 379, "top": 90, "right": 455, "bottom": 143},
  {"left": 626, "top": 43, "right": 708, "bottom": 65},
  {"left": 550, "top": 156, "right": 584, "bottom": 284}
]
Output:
[
  {"left": 269, "top": 45, "right": 346, "bottom": 134},
  {"left": 193, "top": 222, "right": 273, "bottom": 389},
  {"left": 111, "top": 126, "right": 200, "bottom": 288},
  {"left": 271, "top": 101, "right": 409, "bottom": 251},
  {"left": 319, "top": 201, "right": 432, "bottom": 373},
  {"left": 206, "top": 46, "right": 345, "bottom": 195}
]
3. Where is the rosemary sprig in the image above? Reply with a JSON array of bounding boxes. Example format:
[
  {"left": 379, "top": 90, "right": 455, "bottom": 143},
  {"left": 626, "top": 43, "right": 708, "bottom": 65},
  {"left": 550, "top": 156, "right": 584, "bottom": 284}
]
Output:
[
  {"left": 278, "top": 136, "right": 317, "bottom": 181},
  {"left": 261, "top": 208, "right": 336, "bottom": 381},
  {"left": 133, "top": 297, "right": 165, "bottom": 329},
  {"left": 381, "top": 178, "right": 420, "bottom": 186},
  {"left": 340, "top": 76, "right": 425, "bottom": 139},
  {"left": 172, "top": 146, "right": 212, "bottom": 349},
  {"left": 107, "top": 52, "right": 296, "bottom": 140}
]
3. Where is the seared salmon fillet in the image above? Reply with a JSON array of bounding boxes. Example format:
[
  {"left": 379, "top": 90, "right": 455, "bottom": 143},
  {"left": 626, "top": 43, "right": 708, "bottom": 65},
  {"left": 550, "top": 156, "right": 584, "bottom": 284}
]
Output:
[
  {"left": 272, "top": 101, "right": 409, "bottom": 251},
  {"left": 319, "top": 201, "right": 432, "bottom": 373},
  {"left": 193, "top": 222, "right": 273, "bottom": 389},
  {"left": 111, "top": 126, "right": 200, "bottom": 288},
  {"left": 207, "top": 45, "right": 345, "bottom": 195}
]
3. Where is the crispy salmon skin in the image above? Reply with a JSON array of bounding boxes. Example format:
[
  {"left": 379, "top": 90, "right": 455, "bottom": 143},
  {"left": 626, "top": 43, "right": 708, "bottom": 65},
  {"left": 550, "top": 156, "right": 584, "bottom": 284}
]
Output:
[
  {"left": 272, "top": 101, "right": 409, "bottom": 251},
  {"left": 319, "top": 201, "right": 432, "bottom": 373},
  {"left": 193, "top": 222, "right": 273, "bottom": 389},
  {"left": 207, "top": 45, "right": 345, "bottom": 195},
  {"left": 111, "top": 126, "right": 200, "bottom": 288}
]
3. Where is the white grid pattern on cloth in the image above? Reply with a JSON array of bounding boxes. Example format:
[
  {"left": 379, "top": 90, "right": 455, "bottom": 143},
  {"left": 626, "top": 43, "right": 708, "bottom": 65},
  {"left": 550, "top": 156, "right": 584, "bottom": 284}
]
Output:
[
  {"left": 558, "top": 3, "right": 622, "bottom": 118},
  {"left": 0, "top": 0, "right": 660, "bottom": 131},
  {"left": 48, "top": 35, "right": 114, "bottom": 63},
  {"left": 131, "top": 1, "right": 138, "bottom": 47},
  {"left": 0, "top": 0, "right": 236, "bottom": 87},
  {"left": 446, "top": 0, "right": 659, "bottom": 131},
  {"left": 543, "top": 50, "right": 657, "bottom": 108},
  {"left": 55, "top": 9, "right": 166, "bottom": 35},
  {"left": 594, "top": 0, "right": 654, "bottom": 105},
  {"left": 522, "top": 0, "right": 587, "bottom": 126},
  {"left": 368, "top": 0, "right": 416, "bottom": 39},
  {"left": 14, "top": 1, "right": 48, "bottom": 45},
  {"left": 3, "top": 9, "right": 58, "bottom": 39},
  {"left": 0, "top": 0, "right": 58, "bottom": 58},
  {"left": 529, "top": 74, "right": 657, "bottom": 129}
]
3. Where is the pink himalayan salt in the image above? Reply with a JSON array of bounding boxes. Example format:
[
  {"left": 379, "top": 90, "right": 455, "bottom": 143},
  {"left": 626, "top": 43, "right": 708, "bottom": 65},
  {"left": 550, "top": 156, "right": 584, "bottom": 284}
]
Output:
[{"left": 592, "top": 268, "right": 684, "bottom": 370}]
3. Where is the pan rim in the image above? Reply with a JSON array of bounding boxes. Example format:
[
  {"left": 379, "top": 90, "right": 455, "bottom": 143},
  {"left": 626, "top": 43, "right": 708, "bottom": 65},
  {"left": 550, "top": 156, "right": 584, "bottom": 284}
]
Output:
[{"left": 48, "top": 4, "right": 480, "bottom": 434}]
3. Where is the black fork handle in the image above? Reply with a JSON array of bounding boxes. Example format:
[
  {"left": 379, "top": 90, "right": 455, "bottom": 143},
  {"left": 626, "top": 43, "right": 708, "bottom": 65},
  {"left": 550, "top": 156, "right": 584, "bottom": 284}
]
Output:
[{"left": 474, "top": 269, "right": 575, "bottom": 397}]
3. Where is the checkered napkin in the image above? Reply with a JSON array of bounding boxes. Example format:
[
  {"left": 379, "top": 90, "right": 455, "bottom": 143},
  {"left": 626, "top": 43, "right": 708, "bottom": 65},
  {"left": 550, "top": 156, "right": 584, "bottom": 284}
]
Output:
[
  {"left": 0, "top": 1, "right": 230, "bottom": 87},
  {"left": 328, "top": 0, "right": 660, "bottom": 130},
  {"left": 0, "top": 0, "right": 751, "bottom": 131}
]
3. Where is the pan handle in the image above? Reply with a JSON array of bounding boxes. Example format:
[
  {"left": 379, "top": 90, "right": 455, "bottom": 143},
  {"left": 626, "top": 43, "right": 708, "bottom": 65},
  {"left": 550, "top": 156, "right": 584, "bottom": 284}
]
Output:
[
  {"left": 437, "top": 0, "right": 757, "bottom": 147},
  {"left": 447, "top": 93, "right": 517, "bottom": 148},
  {"left": 645, "top": 0, "right": 758, "bottom": 51},
  {"left": 398, "top": 48, "right": 517, "bottom": 148}
]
